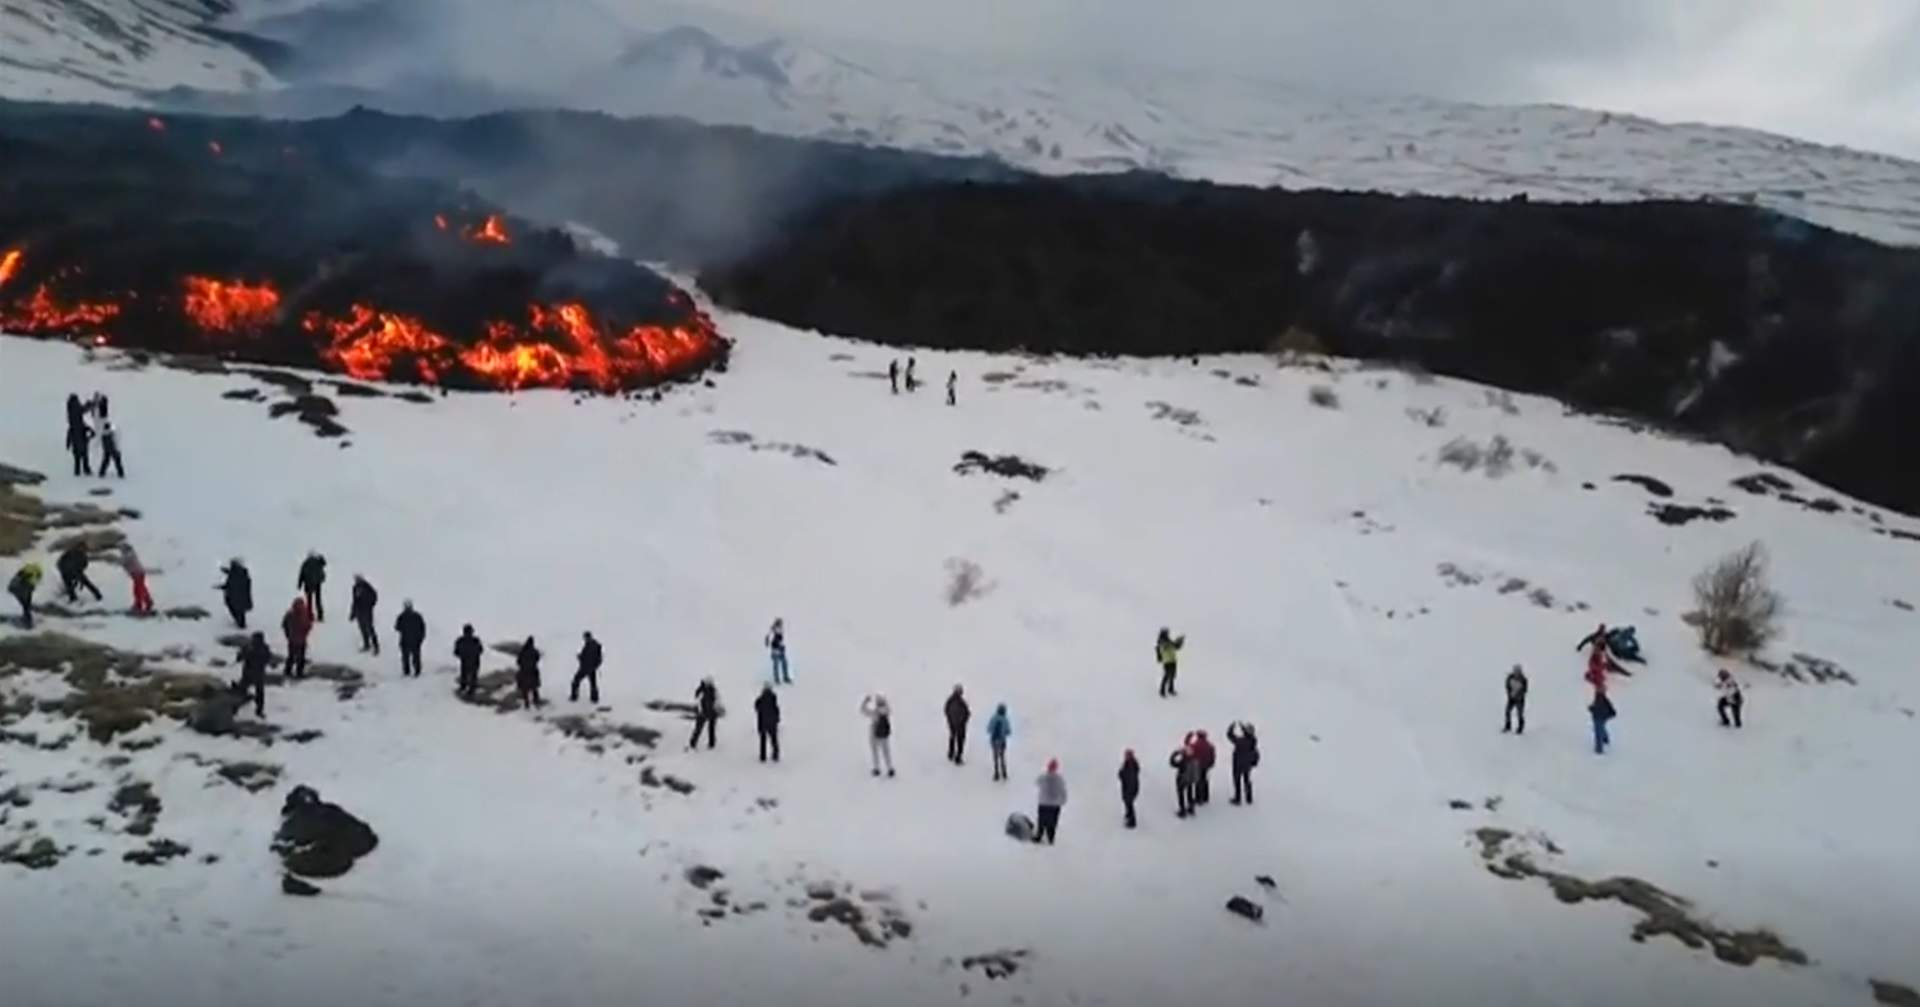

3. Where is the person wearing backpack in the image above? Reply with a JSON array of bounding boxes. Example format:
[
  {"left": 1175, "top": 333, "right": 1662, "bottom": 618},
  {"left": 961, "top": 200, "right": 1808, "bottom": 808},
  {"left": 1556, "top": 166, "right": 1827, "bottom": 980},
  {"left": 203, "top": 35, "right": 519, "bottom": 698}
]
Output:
[
  {"left": 861, "top": 694, "right": 896, "bottom": 777},
  {"left": 1226, "top": 722, "right": 1260, "bottom": 805},
  {"left": 985, "top": 703, "right": 1012, "bottom": 781}
]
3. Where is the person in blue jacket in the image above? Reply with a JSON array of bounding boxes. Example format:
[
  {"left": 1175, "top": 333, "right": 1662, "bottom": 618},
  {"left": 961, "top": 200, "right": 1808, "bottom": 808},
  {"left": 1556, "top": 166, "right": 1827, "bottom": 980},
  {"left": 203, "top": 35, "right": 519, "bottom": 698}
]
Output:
[{"left": 986, "top": 703, "right": 1012, "bottom": 781}]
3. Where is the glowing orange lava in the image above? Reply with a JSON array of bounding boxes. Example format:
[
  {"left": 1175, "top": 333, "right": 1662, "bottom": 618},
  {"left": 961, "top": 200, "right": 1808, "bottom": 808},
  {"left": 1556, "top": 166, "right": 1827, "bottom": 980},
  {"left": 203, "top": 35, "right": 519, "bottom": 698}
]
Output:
[
  {"left": 183, "top": 276, "right": 281, "bottom": 333},
  {"left": 304, "top": 305, "right": 454, "bottom": 383},
  {"left": 467, "top": 215, "right": 511, "bottom": 245},
  {"left": 0, "top": 248, "right": 22, "bottom": 288},
  {"left": 0, "top": 283, "right": 122, "bottom": 335}
]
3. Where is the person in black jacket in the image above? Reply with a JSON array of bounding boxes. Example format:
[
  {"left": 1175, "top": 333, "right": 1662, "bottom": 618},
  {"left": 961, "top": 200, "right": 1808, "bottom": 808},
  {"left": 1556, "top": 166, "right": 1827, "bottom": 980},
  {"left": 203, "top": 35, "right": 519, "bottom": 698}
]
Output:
[
  {"left": 944, "top": 684, "right": 971, "bottom": 765},
  {"left": 1169, "top": 746, "right": 1197, "bottom": 819},
  {"left": 755, "top": 684, "right": 781, "bottom": 762},
  {"left": 394, "top": 601, "right": 426, "bottom": 677},
  {"left": 571, "top": 632, "right": 603, "bottom": 703},
  {"left": 297, "top": 552, "right": 327, "bottom": 621},
  {"left": 1118, "top": 749, "right": 1141, "bottom": 828},
  {"left": 236, "top": 631, "right": 272, "bottom": 717},
  {"left": 1226, "top": 722, "right": 1259, "bottom": 805},
  {"left": 219, "top": 558, "right": 252, "bottom": 627},
  {"left": 350, "top": 575, "right": 379, "bottom": 654},
  {"left": 57, "top": 544, "right": 104, "bottom": 603},
  {"left": 453, "top": 624, "right": 484, "bottom": 697},
  {"left": 515, "top": 637, "right": 542, "bottom": 709},
  {"left": 888, "top": 359, "right": 900, "bottom": 394},
  {"left": 65, "top": 395, "right": 93, "bottom": 477},
  {"left": 97, "top": 420, "right": 125, "bottom": 478},
  {"left": 689, "top": 677, "right": 720, "bottom": 750},
  {"left": 1503, "top": 665, "right": 1529, "bottom": 734}
]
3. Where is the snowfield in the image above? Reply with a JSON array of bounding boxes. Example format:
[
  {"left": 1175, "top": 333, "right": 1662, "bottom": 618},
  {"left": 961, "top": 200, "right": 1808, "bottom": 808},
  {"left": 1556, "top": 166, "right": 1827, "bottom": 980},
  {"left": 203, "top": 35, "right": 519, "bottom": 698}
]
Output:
[{"left": 2, "top": 318, "right": 1919, "bottom": 1007}]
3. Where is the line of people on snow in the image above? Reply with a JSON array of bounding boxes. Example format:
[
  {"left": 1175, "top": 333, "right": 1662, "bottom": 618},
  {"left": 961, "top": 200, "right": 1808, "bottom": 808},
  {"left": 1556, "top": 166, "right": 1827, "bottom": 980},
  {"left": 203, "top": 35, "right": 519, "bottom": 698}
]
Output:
[
  {"left": 885, "top": 357, "right": 959, "bottom": 406},
  {"left": 63, "top": 392, "right": 123, "bottom": 479}
]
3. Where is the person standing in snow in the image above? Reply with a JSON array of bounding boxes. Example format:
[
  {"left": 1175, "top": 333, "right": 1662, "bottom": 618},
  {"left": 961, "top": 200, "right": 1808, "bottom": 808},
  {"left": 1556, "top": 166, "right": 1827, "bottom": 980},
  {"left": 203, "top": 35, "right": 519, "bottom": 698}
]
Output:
[
  {"left": 1579, "top": 624, "right": 1628, "bottom": 688},
  {"left": 1503, "top": 665, "right": 1529, "bottom": 734},
  {"left": 1118, "top": 749, "right": 1141, "bottom": 828},
  {"left": 122, "top": 546, "right": 153, "bottom": 615},
  {"left": 765, "top": 618, "right": 790, "bottom": 685},
  {"left": 571, "top": 632, "right": 604, "bottom": 703},
  {"left": 888, "top": 359, "right": 900, "bottom": 395},
  {"left": 689, "top": 677, "right": 721, "bottom": 750},
  {"left": 1156, "top": 628, "right": 1185, "bottom": 697},
  {"left": 944, "top": 685, "right": 971, "bottom": 765},
  {"left": 905, "top": 357, "right": 918, "bottom": 392},
  {"left": 8, "top": 562, "right": 42, "bottom": 628},
  {"left": 755, "top": 684, "right": 781, "bottom": 762},
  {"left": 90, "top": 391, "right": 109, "bottom": 423},
  {"left": 986, "top": 703, "right": 1011, "bottom": 781},
  {"left": 861, "top": 694, "right": 896, "bottom": 777},
  {"left": 236, "top": 631, "right": 272, "bottom": 718},
  {"left": 281, "top": 596, "right": 313, "bottom": 680},
  {"left": 453, "top": 624, "right": 484, "bottom": 698},
  {"left": 64, "top": 403, "right": 93, "bottom": 477},
  {"left": 297, "top": 551, "right": 327, "bottom": 622},
  {"left": 1589, "top": 691, "right": 1616, "bottom": 754},
  {"left": 97, "top": 420, "right": 125, "bottom": 478},
  {"left": 218, "top": 559, "right": 252, "bottom": 628},
  {"left": 514, "top": 637, "right": 543, "bottom": 709},
  {"left": 1715, "top": 669, "right": 1744, "bottom": 728},
  {"left": 57, "top": 543, "right": 103, "bottom": 604},
  {"left": 1190, "top": 730, "right": 1217, "bottom": 806},
  {"left": 350, "top": 575, "right": 379, "bottom": 654},
  {"left": 394, "top": 600, "right": 426, "bottom": 677},
  {"left": 1169, "top": 743, "right": 1198, "bottom": 818},
  {"left": 65, "top": 393, "right": 86, "bottom": 440},
  {"left": 946, "top": 371, "right": 957, "bottom": 407},
  {"left": 1226, "top": 722, "right": 1259, "bottom": 805},
  {"left": 1033, "top": 759, "right": 1067, "bottom": 845}
]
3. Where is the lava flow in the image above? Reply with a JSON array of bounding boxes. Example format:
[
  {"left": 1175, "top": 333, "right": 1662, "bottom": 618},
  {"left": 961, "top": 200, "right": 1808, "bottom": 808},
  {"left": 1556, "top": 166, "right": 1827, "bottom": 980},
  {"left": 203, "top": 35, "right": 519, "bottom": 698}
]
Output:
[
  {"left": 467, "top": 214, "right": 511, "bottom": 245},
  {"left": 0, "top": 248, "right": 21, "bottom": 287},
  {"left": 0, "top": 282, "right": 121, "bottom": 335},
  {"left": 183, "top": 276, "right": 281, "bottom": 333}
]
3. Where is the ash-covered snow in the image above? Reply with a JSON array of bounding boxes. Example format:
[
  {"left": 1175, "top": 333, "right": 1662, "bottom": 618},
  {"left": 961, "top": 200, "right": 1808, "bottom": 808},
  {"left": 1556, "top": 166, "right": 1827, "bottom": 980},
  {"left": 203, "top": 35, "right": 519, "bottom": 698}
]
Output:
[{"left": 1, "top": 319, "right": 1918, "bottom": 1007}]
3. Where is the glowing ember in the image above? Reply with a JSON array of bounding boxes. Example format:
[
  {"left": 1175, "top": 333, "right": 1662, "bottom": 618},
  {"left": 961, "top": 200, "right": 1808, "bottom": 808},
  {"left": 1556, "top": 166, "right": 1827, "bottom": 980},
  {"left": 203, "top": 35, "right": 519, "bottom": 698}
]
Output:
[
  {"left": 183, "top": 276, "right": 281, "bottom": 333},
  {"left": 0, "top": 248, "right": 22, "bottom": 288},
  {"left": 467, "top": 215, "right": 511, "bottom": 245},
  {"left": 305, "top": 305, "right": 454, "bottom": 383},
  {"left": 147, "top": 117, "right": 166, "bottom": 132},
  {"left": 0, "top": 283, "right": 121, "bottom": 335},
  {"left": 208, "top": 141, "right": 223, "bottom": 157},
  {"left": 434, "top": 214, "right": 449, "bottom": 231}
]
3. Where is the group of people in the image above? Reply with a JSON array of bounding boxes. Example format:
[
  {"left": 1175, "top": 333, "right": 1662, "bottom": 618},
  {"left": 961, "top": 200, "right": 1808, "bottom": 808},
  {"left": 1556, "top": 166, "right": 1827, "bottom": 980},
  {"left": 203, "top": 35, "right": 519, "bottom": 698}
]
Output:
[
  {"left": 63, "top": 391, "right": 123, "bottom": 479},
  {"left": 5, "top": 541, "right": 153, "bottom": 628},
  {"left": 1499, "top": 624, "right": 1746, "bottom": 754},
  {"left": 885, "top": 357, "right": 959, "bottom": 406}
]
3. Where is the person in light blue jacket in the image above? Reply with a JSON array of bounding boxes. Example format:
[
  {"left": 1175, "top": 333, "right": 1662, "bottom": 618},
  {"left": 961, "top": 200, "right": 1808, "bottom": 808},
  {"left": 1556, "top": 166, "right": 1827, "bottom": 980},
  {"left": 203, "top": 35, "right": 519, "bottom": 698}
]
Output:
[{"left": 985, "top": 704, "right": 1012, "bottom": 782}]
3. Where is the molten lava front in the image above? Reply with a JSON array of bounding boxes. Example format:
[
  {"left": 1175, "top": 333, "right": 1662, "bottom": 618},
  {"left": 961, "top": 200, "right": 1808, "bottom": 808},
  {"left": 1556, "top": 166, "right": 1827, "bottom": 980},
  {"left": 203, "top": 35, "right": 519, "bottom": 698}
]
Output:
[{"left": 183, "top": 277, "right": 281, "bottom": 334}]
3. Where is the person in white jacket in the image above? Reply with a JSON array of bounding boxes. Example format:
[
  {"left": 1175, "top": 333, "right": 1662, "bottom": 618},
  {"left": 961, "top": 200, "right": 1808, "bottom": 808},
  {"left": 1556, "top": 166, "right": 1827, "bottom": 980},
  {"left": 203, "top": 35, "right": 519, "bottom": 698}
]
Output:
[
  {"left": 1033, "top": 759, "right": 1067, "bottom": 845},
  {"left": 861, "top": 694, "right": 895, "bottom": 777},
  {"left": 1715, "top": 669, "right": 1745, "bottom": 728}
]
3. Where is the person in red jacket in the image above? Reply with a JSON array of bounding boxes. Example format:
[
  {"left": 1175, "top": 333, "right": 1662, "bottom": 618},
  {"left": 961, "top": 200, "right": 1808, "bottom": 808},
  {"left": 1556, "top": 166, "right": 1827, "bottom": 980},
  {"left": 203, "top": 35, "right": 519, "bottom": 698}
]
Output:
[
  {"left": 1189, "top": 730, "right": 1217, "bottom": 806},
  {"left": 281, "top": 596, "right": 313, "bottom": 680}
]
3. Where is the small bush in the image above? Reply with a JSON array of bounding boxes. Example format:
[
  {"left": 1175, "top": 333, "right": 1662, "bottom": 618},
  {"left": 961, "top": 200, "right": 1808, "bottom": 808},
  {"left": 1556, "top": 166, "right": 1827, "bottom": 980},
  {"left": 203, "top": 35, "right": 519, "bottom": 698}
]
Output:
[
  {"left": 944, "top": 559, "right": 992, "bottom": 607},
  {"left": 1270, "top": 326, "right": 1327, "bottom": 363},
  {"left": 1308, "top": 385, "right": 1340, "bottom": 409},
  {"left": 1690, "top": 542, "right": 1783, "bottom": 655},
  {"left": 1406, "top": 406, "right": 1447, "bottom": 428},
  {"left": 1484, "top": 390, "right": 1520, "bottom": 415}
]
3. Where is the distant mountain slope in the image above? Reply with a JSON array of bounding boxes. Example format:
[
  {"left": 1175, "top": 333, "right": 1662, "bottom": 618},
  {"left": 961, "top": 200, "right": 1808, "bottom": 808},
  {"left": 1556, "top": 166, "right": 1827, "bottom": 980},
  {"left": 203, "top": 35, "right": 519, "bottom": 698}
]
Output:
[{"left": 0, "top": 0, "right": 270, "bottom": 103}]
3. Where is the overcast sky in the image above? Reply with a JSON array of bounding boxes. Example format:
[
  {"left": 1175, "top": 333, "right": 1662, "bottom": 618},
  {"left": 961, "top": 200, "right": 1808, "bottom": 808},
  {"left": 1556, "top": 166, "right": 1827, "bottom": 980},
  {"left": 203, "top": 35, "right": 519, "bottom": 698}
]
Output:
[{"left": 665, "top": 0, "right": 1920, "bottom": 158}]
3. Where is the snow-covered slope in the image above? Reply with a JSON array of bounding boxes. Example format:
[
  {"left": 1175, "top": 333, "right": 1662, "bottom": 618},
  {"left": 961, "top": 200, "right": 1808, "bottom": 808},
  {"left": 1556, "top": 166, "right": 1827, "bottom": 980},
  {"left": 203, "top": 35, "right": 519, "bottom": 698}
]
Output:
[
  {"left": 3, "top": 315, "right": 1919, "bottom": 1006},
  {"left": 0, "top": 0, "right": 269, "bottom": 105}
]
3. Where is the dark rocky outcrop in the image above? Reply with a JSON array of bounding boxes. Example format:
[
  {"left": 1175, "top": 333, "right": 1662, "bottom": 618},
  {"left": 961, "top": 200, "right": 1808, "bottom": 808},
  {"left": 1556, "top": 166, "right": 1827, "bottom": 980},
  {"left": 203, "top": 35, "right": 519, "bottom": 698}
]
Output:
[{"left": 273, "top": 785, "right": 378, "bottom": 878}]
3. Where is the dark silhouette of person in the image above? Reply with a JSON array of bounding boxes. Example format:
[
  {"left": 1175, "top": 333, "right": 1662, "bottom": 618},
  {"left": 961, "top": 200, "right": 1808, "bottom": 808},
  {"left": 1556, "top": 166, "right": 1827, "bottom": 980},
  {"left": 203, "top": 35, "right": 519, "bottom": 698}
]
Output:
[
  {"left": 571, "top": 632, "right": 603, "bottom": 703},
  {"left": 453, "top": 624, "right": 484, "bottom": 697},
  {"left": 755, "top": 684, "right": 781, "bottom": 762}
]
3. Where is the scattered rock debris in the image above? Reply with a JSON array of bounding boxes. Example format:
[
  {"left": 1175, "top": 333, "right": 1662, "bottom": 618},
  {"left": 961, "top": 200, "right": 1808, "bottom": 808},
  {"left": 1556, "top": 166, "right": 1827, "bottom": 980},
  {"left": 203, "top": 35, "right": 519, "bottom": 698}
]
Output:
[
  {"left": 1872, "top": 979, "right": 1920, "bottom": 1007},
  {"left": 1613, "top": 474, "right": 1675, "bottom": 497},
  {"left": 708, "top": 430, "right": 836, "bottom": 466},
  {"left": 123, "top": 838, "right": 192, "bottom": 866},
  {"left": 959, "top": 949, "right": 1032, "bottom": 980},
  {"left": 1750, "top": 653, "right": 1858, "bottom": 686},
  {"left": 1649, "top": 503, "right": 1737, "bottom": 526},
  {"left": 954, "top": 451, "right": 1050, "bottom": 482},
  {"left": 685, "top": 865, "right": 725, "bottom": 890},
  {"left": 108, "top": 781, "right": 161, "bottom": 836},
  {"left": 1225, "top": 896, "right": 1265, "bottom": 923}
]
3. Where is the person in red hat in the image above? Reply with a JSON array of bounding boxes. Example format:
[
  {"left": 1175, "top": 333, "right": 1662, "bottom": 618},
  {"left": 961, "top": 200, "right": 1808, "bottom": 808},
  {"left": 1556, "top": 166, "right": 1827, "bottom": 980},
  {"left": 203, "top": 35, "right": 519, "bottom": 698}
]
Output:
[{"left": 1034, "top": 758, "right": 1067, "bottom": 845}]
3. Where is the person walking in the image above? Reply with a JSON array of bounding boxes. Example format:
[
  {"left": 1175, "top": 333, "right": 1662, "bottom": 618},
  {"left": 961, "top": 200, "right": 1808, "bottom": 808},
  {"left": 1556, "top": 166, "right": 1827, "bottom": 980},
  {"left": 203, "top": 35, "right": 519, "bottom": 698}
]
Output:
[
  {"left": 888, "top": 359, "right": 900, "bottom": 394},
  {"left": 453, "top": 624, "right": 484, "bottom": 698},
  {"left": 1169, "top": 743, "right": 1198, "bottom": 818},
  {"left": 765, "top": 618, "right": 790, "bottom": 685},
  {"left": 236, "top": 631, "right": 272, "bottom": 718},
  {"left": 1715, "top": 670, "right": 1745, "bottom": 728},
  {"left": 1156, "top": 628, "right": 1186, "bottom": 697},
  {"left": 350, "top": 575, "right": 379, "bottom": 654},
  {"left": 8, "top": 562, "right": 42, "bottom": 628},
  {"left": 122, "top": 546, "right": 154, "bottom": 615},
  {"left": 1118, "top": 749, "right": 1141, "bottom": 828},
  {"left": 861, "top": 694, "right": 895, "bottom": 777},
  {"left": 394, "top": 601, "right": 426, "bottom": 677},
  {"left": 986, "top": 703, "right": 1011, "bottom": 781},
  {"left": 905, "top": 357, "right": 918, "bottom": 392},
  {"left": 1226, "top": 722, "right": 1259, "bottom": 805},
  {"left": 946, "top": 371, "right": 957, "bottom": 407},
  {"left": 514, "top": 637, "right": 542, "bottom": 709},
  {"left": 281, "top": 596, "right": 313, "bottom": 680},
  {"left": 97, "top": 420, "right": 125, "bottom": 478},
  {"left": 944, "top": 685, "right": 971, "bottom": 765},
  {"left": 1033, "top": 759, "right": 1067, "bottom": 845},
  {"left": 755, "top": 684, "right": 781, "bottom": 763},
  {"left": 218, "top": 559, "right": 252, "bottom": 628},
  {"left": 571, "top": 632, "right": 604, "bottom": 703},
  {"left": 297, "top": 551, "right": 327, "bottom": 621},
  {"left": 1503, "top": 665, "right": 1529, "bottom": 734},
  {"left": 57, "top": 544, "right": 103, "bottom": 603},
  {"left": 1590, "top": 691, "right": 1616, "bottom": 754},
  {"left": 689, "top": 677, "right": 721, "bottom": 750}
]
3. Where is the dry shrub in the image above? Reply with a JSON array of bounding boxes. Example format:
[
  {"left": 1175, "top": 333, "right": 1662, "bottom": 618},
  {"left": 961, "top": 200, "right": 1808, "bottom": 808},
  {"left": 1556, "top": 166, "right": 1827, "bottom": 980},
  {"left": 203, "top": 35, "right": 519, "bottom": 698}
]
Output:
[
  {"left": 1308, "top": 385, "right": 1341, "bottom": 409},
  {"left": 1690, "top": 542, "right": 1783, "bottom": 655},
  {"left": 1270, "top": 325, "right": 1327, "bottom": 364},
  {"left": 1406, "top": 406, "right": 1447, "bottom": 428}
]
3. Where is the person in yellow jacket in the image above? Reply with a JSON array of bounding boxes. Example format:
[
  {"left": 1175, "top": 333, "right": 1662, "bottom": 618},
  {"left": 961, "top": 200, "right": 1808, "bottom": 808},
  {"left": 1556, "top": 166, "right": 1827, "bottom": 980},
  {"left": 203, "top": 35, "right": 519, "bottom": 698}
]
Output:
[
  {"left": 9, "top": 562, "right": 43, "bottom": 628},
  {"left": 1156, "top": 628, "right": 1186, "bottom": 697}
]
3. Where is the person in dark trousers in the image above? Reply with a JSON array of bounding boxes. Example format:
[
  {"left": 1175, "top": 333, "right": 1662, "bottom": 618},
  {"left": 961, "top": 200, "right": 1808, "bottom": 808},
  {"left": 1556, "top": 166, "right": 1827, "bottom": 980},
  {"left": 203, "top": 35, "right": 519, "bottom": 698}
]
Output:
[
  {"left": 766, "top": 618, "right": 790, "bottom": 684},
  {"left": 1503, "top": 665, "right": 1529, "bottom": 734},
  {"left": 1590, "top": 691, "right": 1616, "bottom": 754},
  {"left": 394, "top": 601, "right": 426, "bottom": 677},
  {"left": 1191, "top": 730, "right": 1217, "bottom": 805},
  {"left": 572, "top": 631, "right": 603, "bottom": 702},
  {"left": 1715, "top": 669, "right": 1744, "bottom": 728},
  {"left": 1118, "top": 749, "right": 1141, "bottom": 828},
  {"left": 1170, "top": 744, "right": 1197, "bottom": 818},
  {"left": 755, "top": 684, "right": 781, "bottom": 762},
  {"left": 57, "top": 544, "right": 103, "bottom": 603},
  {"left": 1033, "top": 759, "right": 1067, "bottom": 845},
  {"left": 97, "top": 420, "right": 125, "bottom": 478},
  {"left": 986, "top": 703, "right": 1011, "bottom": 781},
  {"left": 8, "top": 563, "right": 42, "bottom": 628},
  {"left": 66, "top": 393, "right": 86, "bottom": 437},
  {"left": 689, "top": 677, "right": 720, "bottom": 750},
  {"left": 297, "top": 552, "right": 327, "bottom": 621},
  {"left": 888, "top": 359, "right": 900, "bottom": 394},
  {"left": 453, "top": 624, "right": 484, "bottom": 698},
  {"left": 514, "top": 637, "right": 542, "bottom": 709},
  {"left": 946, "top": 371, "right": 957, "bottom": 406},
  {"left": 236, "top": 631, "right": 272, "bottom": 717},
  {"left": 281, "top": 596, "right": 313, "bottom": 679},
  {"left": 944, "top": 684, "right": 971, "bottom": 764},
  {"left": 905, "top": 357, "right": 918, "bottom": 392},
  {"left": 1226, "top": 722, "right": 1259, "bottom": 805},
  {"left": 64, "top": 395, "right": 93, "bottom": 477},
  {"left": 350, "top": 575, "right": 379, "bottom": 654},
  {"left": 219, "top": 559, "right": 252, "bottom": 628},
  {"left": 1156, "top": 628, "right": 1185, "bottom": 697}
]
